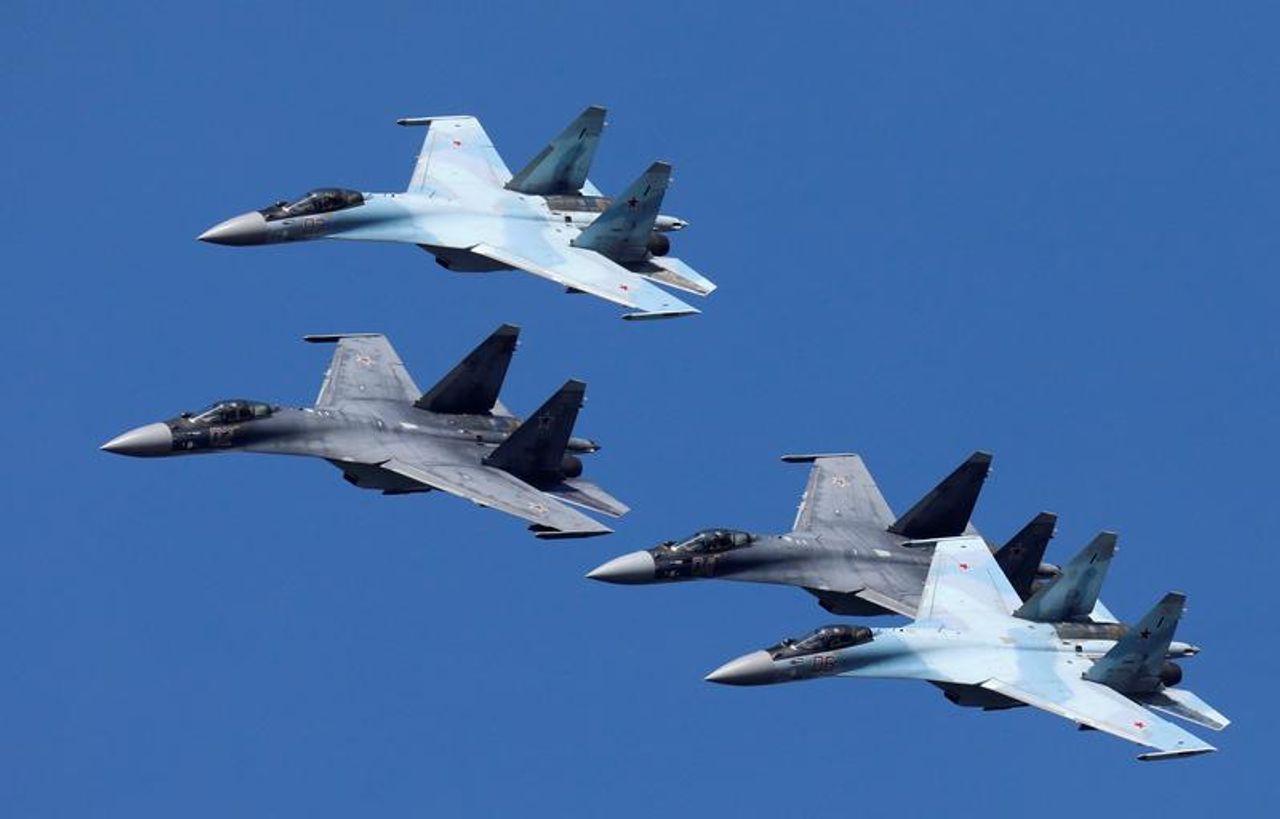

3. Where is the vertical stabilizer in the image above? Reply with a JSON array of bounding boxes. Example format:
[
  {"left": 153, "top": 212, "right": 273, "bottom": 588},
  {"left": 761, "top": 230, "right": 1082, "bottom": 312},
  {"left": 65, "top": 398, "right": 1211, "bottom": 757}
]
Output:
[
  {"left": 994, "top": 512, "right": 1057, "bottom": 601},
  {"left": 1014, "top": 532, "right": 1116, "bottom": 622},
  {"left": 888, "top": 452, "right": 992, "bottom": 539},
  {"left": 1085, "top": 592, "right": 1186, "bottom": 693},
  {"left": 506, "top": 105, "right": 607, "bottom": 195},
  {"left": 572, "top": 161, "right": 671, "bottom": 263},
  {"left": 414, "top": 324, "right": 519, "bottom": 415},
  {"left": 483, "top": 380, "right": 585, "bottom": 483}
]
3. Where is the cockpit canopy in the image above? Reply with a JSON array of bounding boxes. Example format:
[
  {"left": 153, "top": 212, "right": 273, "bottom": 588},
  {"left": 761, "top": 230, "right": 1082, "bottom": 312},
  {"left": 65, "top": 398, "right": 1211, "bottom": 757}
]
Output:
[
  {"left": 768, "top": 624, "right": 874, "bottom": 659},
  {"left": 185, "top": 399, "right": 276, "bottom": 425},
  {"left": 660, "top": 529, "right": 753, "bottom": 555},
  {"left": 260, "top": 188, "right": 364, "bottom": 221}
]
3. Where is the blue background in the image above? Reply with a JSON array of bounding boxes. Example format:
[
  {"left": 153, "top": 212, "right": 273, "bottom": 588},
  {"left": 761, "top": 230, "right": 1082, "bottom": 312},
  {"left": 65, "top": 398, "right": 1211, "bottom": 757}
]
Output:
[{"left": 4, "top": 2, "right": 1276, "bottom": 815}]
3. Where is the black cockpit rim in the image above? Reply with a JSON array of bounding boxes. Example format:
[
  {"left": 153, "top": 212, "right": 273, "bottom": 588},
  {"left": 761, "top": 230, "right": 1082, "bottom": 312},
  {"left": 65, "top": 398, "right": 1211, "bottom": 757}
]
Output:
[
  {"left": 185, "top": 399, "right": 277, "bottom": 425},
  {"left": 259, "top": 188, "right": 364, "bottom": 221},
  {"left": 768, "top": 624, "right": 874, "bottom": 659}
]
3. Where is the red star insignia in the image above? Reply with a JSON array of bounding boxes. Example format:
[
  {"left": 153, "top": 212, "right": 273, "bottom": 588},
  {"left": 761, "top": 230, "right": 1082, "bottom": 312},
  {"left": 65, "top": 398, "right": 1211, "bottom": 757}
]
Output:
[
  {"left": 1134, "top": 721, "right": 1146, "bottom": 729},
  {"left": 452, "top": 139, "right": 462, "bottom": 147},
  {"left": 958, "top": 562, "right": 970, "bottom": 571}
]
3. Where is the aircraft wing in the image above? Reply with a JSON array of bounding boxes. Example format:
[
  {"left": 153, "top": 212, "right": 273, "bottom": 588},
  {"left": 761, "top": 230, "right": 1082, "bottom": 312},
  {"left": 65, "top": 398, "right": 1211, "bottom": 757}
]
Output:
[
  {"left": 398, "top": 115, "right": 513, "bottom": 192},
  {"left": 470, "top": 242, "right": 699, "bottom": 320},
  {"left": 304, "top": 334, "right": 422, "bottom": 409},
  {"left": 382, "top": 458, "right": 612, "bottom": 539},
  {"left": 782, "top": 454, "right": 895, "bottom": 533},
  {"left": 915, "top": 536, "right": 1024, "bottom": 628},
  {"left": 915, "top": 539, "right": 1217, "bottom": 758},
  {"left": 982, "top": 675, "right": 1216, "bottom": 760}
]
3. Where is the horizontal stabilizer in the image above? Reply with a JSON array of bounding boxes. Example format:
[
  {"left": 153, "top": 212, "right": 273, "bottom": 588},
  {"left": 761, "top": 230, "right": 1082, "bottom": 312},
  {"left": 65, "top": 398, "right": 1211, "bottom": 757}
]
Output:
[
  {"left": 572, "top": 161, "right": 671, "bottom": 263},
  {"left": 994, "top": 512, "right": 1057, "bottom": 601},
  {"left": 1015, "top": 531, "right": 1116, "bottom": 622},
  {"left": 1138, "top": 688, "right": 1230, "bottom": 732},
  {"left": 507, "top": 105, "right": 607, "bottom": 195},
  {"left": 631, "top": 256, "right": 717, "bottom": 296},
  {"left": 415, "top": 324, "right": 519, "bottom": 415},
  {"left": 889, "top": 452, "right": 992, "bottom": 540},
  {"left": 484, "top": 380, "right": 584, "bottom": 482},
  {"left": 544, "top": 478, "right": 630, "bottom": 518},
  {"left": 1085, "top": 592, "right": 1186, "bottom": 694}
]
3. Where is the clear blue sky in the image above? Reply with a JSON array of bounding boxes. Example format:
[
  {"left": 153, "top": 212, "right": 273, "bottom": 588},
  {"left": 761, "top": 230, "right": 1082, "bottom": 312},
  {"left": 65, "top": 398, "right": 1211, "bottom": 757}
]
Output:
[{"left": 3, "top": 2, "right": 1276, "bottom": 815}]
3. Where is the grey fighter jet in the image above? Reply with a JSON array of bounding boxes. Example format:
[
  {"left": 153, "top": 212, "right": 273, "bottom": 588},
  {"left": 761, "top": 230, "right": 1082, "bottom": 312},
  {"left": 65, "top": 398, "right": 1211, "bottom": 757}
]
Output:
[
  {"left": 198, "top": 106, "right": 714, "bottom": 320},
  {"left": 588, "top": 452, "right": 1030, "bottom": 616},
  {"left": 100, "top": 325, "right": 628, "bottom": 538}
]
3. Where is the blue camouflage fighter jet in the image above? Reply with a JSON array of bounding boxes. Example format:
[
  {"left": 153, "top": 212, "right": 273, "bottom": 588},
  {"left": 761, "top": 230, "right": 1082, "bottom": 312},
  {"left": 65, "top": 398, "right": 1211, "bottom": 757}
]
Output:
[
  {"left": 706, "top": 536, "right": 1229, "bottom": 760},
  {"left": 199, "top": 106, "right": 715, "bottom": 319}
]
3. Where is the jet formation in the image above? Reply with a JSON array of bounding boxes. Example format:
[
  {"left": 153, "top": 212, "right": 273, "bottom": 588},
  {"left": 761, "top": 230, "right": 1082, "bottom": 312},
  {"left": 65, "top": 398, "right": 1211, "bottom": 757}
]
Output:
[
  {"left": 98, "top": 100, "right": 1228, "bottom": 760},
  {"left": 101, "top": 325, "right": 627, "bottom": 538},
  {"left": 198, "top": 106, "right": 715, "bottom": 320},
  {"left": 590, "top": 449, "right": 1228, "bottom": 757}
]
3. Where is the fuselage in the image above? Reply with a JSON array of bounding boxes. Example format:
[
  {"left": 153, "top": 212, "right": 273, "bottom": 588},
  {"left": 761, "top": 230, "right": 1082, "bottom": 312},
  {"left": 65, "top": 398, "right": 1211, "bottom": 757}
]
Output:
[
  {"left": 101, "top": 398, "right": 599, "bottom": 492},
  {"left": 707, "top": 620, "right": 1197, "bottom": 690},
  {"left": 198, "top": 186, "right": 686, "bottom": 254},
  {"left": 587, "top": 524, "right": 937, "bottom": 616}
]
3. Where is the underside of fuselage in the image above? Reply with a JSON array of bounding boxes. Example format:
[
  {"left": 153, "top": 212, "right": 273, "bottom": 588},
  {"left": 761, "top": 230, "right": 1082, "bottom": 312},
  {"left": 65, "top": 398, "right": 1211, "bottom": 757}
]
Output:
[
  {"left": 328, "top": 460, "right": 433, "bottom": 494},
  {"left": 417, "top": 244, "right": 513, "bottom": 273}
]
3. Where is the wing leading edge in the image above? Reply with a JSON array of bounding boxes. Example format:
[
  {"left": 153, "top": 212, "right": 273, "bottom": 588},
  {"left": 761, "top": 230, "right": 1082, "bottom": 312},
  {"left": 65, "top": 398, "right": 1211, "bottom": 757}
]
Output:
[
  {"left": 982, "top": 676, "right": 1216, "bottom": 760},
  {"left": 470, "top": 242, "right": 699, "bottom": 320},
  {"left": 383, "top": 459, "right": 612, "bottom": 539}
]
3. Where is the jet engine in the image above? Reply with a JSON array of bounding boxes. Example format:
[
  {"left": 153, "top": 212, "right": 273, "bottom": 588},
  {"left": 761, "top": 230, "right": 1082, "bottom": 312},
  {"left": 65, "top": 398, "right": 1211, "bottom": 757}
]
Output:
[
  {"left": 646, "top": 232, "right": 671, "bottom": 257},
  {"left": 560, "top": 454, "right": 584, "bottom": 479},
  {"left": 1160, "top": 661, "right": 1183, "bottom": 687}
]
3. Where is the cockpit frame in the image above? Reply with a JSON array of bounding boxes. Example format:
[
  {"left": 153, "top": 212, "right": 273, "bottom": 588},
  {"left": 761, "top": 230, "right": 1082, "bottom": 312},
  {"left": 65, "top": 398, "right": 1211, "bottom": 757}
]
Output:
[
  {"left": 259, "top": 188, "right": 365, "bottom": 222},
  {"left": 767, "top": 624, "right": 874, "bottom": 660},
  {"left": 184, "top": 399, "right": 276, "bottom": 426}
]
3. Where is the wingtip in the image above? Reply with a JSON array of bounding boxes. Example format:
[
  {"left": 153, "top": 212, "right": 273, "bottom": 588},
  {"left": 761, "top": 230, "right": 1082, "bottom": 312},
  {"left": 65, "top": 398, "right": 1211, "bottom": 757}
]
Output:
[
  {"left": 780, "top": 453, "right": 860, "bottom": 463},
  {"left": 303, "top": 332, "right": 384, "bottom": 344},
  {"left": 620, "top": 307, "right": 700, "bottom": 321},
  {"left": 1137, "top": 746, "right": 1216, "bottom": 761}
]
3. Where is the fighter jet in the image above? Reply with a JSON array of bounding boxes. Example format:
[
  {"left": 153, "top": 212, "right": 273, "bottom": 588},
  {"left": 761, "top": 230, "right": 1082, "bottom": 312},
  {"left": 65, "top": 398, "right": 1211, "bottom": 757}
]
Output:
[
  {"left": 100, "top": 325, "right": 628, "bottom": 538},
  {"left": 587, "top": 451, "right": 1032, "bottom": 617},
  {"left": 706, "top": 536, "right": 1229, "bottom": 760},
  {"left": 197, "top": 105, "right": 714, "bottom": 320}
]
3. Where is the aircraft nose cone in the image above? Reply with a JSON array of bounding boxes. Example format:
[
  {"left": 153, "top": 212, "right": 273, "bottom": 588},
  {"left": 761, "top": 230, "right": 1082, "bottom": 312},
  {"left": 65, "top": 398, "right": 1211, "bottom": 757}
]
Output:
[
  {"left": 585, "top": 551, "right": 655, "bottom": 584},
  {"left": 198, "top": 211, "right": 268, "bottom": 245},
  {"left": 100, "top": 422, "right": 173, "bottom": 456},
  {"left": 705, "top": 651, "right": 777, "bottom": 686}
]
